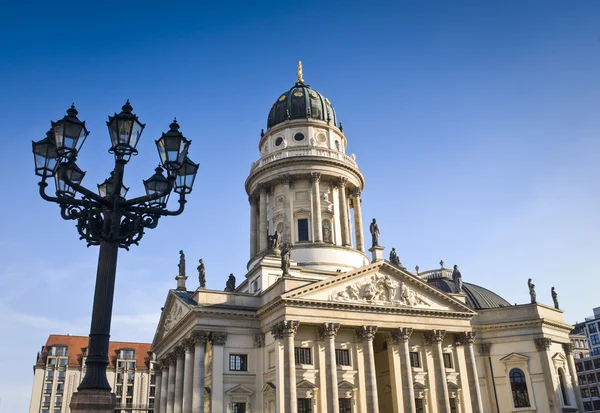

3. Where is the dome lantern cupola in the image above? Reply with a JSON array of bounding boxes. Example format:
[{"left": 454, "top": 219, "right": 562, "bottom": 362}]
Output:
[{"left": 267, "top": 61, "right": 337, "bottom": 130}]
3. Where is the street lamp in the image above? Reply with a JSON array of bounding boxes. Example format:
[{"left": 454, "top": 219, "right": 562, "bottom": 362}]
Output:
[{"left": 32, "top": 101, "right": 198, "bottom": 407}]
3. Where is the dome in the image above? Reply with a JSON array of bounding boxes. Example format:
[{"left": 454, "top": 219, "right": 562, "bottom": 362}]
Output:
[
  {"left": 419, "top": 266, "right": 511, "bottom": 310},
  {"left": 267, "top": 62, "right": 337, "bottom": 129}
]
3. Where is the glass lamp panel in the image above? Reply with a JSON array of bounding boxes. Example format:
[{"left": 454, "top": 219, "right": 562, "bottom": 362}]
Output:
[
  {"left": 118, "top": 120, "right": 133, "bottom": 146},
  {"left": 32, "top": 138, "right": 58, "bottom": 178},
  {"left": 54, "top": 164, "right": 86, "bottom": 198},
  {"left": 175, "top": 158, "right": 199, "bottom": 194},
  {"left": 129, "top": 121, "right": 144, "bottom": 149},
  {"left": 143, "top": 168, "right": 170, "bottom": 207}
]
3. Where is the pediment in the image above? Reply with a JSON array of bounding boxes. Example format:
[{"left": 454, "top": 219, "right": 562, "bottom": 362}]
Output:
[
  {"left": 152, "top": 291, "right": 192, "bottom": 347},
  {"left": 226, "top": 385, "right": 254, "bottom": 396},
  {"left": 297, "top": 379, "right": 317, "bottom": 389},
  {"left": 499, "top": 353, "right": 529, "bottom": 364},
  {"left": 282, "top": 262, "right": 474, "bottom": 314},
  {"left": 262, "top": 382, "right": 275, "bottom": 393},
  {"left": 338, "top": 380, "right": 356, "bottom": 390}
]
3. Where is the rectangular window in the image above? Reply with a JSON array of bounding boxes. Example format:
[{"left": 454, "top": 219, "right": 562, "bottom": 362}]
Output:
[
  {"left": 231, "top": 402, "right": 246, "bottom": 413},
  {"left": 594, "top": 359, "right": 600, "bottom": 369},
  {"left": 593, "top": 347, "right": 600, "bottom": 356},
  {"left": 585, "top": 360, "right": 593, "bottom": 370},
  {"left": 57, "top": 371, "right": 65, "bottom": 381},
  {"left": 49, "top": 346, "right": 67, "bottom": 356},
  {"left": 580, "top": 375, "right": 587, "bottom": 385},
  {"left": 42, "top": 396, "right": 51, "bottom": 407},
  {"left": 594, "top": 400, "right": 600, "bottom": 410},
  {"left": 443, "top": 353, "right": 453, "bottom": 369},
  {"left": 584, "top": 401, "right": 592, "bottom": 411},
  {"left": 339, "top": 398, "right": 352, "bottom": 412},
  {"left": 295, "top": 347, "right": 312, "bottom": 365},
  {"left": 335, "top": 349, "right": 350, "bottom": 366},
  {"left": 268, "top": 350, "right": 275, "bottom": 368},
  {"left": 589, "top": 324, "right": 598, "bottom": 334},
  {"left": 119, "top": 349, "right": 135, "bottom": 360},
  {"left": 577, "top": 362, "right": 584, "bottom": 372},
  {"left": 591, "top": 335, "right": 600, "bottom": 345},
  {"left": 298, "top": 219, "right": 309, "bottom": 241},
  {"left": 47, "top": 357, "right": 57, "bottom": 366},
  {"left": 298, "top": 398, "right": 312, "bottom": 413},
  {"left": 415, "top": 398, "right": 424, "bottom": 413},
  {"left": 55, "top": 383, "right": 64, "bottom": 393},
  {"left": 229, "top": 354, "right": 248, "bottom": 371},
  {"left": 588, "top": 373, "right": 597, "bottom": 384},
  {"left": 58, "top": 358, "right": 68, "bottom": 367},
  {"left": 591, "top": 386, "right": 599, "bottom": 397},
  {"left": 449, "top": 397, "right": 457, "bottom": 413},
  {"left": 45, "top": 371, "right": 54, "bottom": 381},
  {"left": 582, "top": 388, "right": 590, "bottom": 398},
  {"left": 410, "top": 352, "right": 421, "bottom": 368},
  {"left": 127, "top": 361, "right": 136, "bottom": 370}
]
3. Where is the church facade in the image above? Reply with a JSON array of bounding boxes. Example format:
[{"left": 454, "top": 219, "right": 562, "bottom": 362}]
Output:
[{"left": 150, "top": 64, "right": 580, "bottom": 413}]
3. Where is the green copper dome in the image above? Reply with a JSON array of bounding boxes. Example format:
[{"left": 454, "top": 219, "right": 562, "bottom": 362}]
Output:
[{"left": 267, "top": 62, "right": 337, "bottom": 129}]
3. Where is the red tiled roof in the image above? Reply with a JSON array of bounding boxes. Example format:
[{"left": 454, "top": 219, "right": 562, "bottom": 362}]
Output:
[{"left": 38, "top": 335, "right": 152, "bottom": 369}]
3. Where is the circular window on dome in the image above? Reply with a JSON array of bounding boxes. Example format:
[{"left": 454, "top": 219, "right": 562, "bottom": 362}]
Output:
[
  {"left": 278, "top": 95, "right": 286, "bottom": 102},
  {"left": 294, "top": 133, "right": 305, "bottom": 142},
  {"left": 311, "top": 91, "right": 318, "bottom": 99},
  {"left": 293, "top": 91, "right": 303, "bottom": 97},
  {"left": 275, "top": 137, "right": 284, "bottom": 146},
  {"left": 316, "top": 133, "right": 327, "bottom": 143}
]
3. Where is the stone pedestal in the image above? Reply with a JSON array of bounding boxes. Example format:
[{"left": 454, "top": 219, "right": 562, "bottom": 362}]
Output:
[
  {"left": 369, "top": 245, "right": 385, "bottom": 263},
  {"left": 70, "top": 390, "right": 116, "bottom": 413}
]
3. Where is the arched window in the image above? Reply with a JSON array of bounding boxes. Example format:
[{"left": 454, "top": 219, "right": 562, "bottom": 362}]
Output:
[
  {"left": 509, "top": 368, "right": 531, "bottom": 407},
  {"left": 558, "top": 368, "right": 569, "bottom": 405}
]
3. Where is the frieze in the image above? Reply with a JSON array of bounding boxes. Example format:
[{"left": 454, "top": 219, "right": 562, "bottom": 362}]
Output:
[{"left": 328, "top": 274, "right": 431, "bottom": 308}]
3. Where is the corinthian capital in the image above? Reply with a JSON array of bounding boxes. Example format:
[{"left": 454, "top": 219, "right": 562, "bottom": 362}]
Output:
[
  {"left": 280, "top": 174, "right": 293, "bottom": 185},
  {"left": 310, "top": 172, "right": 321, "bottom": 183},
  {"left": 534, "top": 337, "right": 552, "bottom": 351},
  {"left": 191, "top": 330, "right": 209, "bottom": 345},
  {"left": 455, "top": 331, "right": 476, "bottom": 346},
  {"left": 355, "top": 325, "right": 378, "bottom": 341},
  {"left": 210, "top": 332, "right": 228, "bottom": 346},
  {"left": 271, "top": 320, "right": 300, "bottom": 339},
  {"left": 317, "top": 322, "right": 340, "bottom": 339},
  {"left": 388, "top": 327, "right": 413, "bottom": 344},
  {"left": 336, "top": 176, "right": 348, "bottom": 188},
  {"left": 423, "top": 330, "right": 446, "bottom": 345}
]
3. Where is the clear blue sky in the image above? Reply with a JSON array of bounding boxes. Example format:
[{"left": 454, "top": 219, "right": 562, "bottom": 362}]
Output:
[{"left": 1, "top": 1, "right": 599, "bottom": 411}]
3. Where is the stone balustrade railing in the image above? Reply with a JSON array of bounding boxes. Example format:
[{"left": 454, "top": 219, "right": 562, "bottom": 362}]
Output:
[
  {"left": 250, "top": 147, "right": 357, "bottom": 173},
  {"left": 419, "top": 268, "right": 454, "bottom": 280}
]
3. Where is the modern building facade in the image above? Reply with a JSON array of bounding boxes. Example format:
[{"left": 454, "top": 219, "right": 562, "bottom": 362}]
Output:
[
  {"left": 573, "top": 308, "right": 600, "bottom": 357},
  {"left": 147, "top": 64, "right": 580, "bottom": 413},
  {"left": 575, "top": 354, "right": 600, "bottom": 412},
  {"left": 29, "top": 334, "right": 156, "bottom": 413}
]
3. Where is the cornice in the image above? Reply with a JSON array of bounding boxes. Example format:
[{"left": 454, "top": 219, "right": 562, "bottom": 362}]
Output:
[{"left": 472, "top": 318, "right": 574, "bottom": 335}]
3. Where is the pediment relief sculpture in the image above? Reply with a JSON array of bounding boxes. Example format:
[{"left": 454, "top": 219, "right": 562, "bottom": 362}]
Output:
[
  {"left": 328, "top": 273, "right": 432, "bottom": 308},
  {"left": 163, "top": 300, "right": 189, "bottom": 336}
]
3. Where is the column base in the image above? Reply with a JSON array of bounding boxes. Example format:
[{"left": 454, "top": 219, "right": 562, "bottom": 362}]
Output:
[
  {"left": 369, "top": 245, "right": 385, "bottom": 263},
  {"left": 70, "top": 390, "right": 116, "bottom": 413}
]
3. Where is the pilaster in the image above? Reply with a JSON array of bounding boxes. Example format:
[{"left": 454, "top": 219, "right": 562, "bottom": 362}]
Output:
[
  {"left": 210, "top": 332, "right": 228, "bottom": 413},
  {"left": 311, "top": 172, "right": 323, "bottom": 243},
  {"left": 318, "top": 322, "right": 341, "bottom": 413}
]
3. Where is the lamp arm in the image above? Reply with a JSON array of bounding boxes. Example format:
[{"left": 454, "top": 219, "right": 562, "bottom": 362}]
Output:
[
  {"left": 123, "top": 193, "right": 186, "bottom": 216},
  {"left": 61, "top": 176, "right": 111, "bottom": 207},
  {"left": 39, "top": 181, "right": 100, "bottom": 208},
  {"left": 121, "top": 177, "right": 175, "bottom": 207}
]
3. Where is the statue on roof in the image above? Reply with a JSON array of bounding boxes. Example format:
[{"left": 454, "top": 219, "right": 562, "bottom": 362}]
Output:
[
  {"left": 281, "top": 242, "right": 291, "bottom": 276},
  {"left": 178, "top": 250, "right": 186, "bottom": 277},
  {"left": 369, "top": 218, "right": 380, "bottom": 248},
  {"left": 452, "top": 265, "right": 463, "bottom": 293},
  {"left": 389, "top": 248, "right": 400, "bottom": 266},
  {"left": 225, "top": 274, "right": 236, "bottom": 292},
  {"left": 297, "top": 61, "right": 304, "bottom": 83},
  {"left": 528, "top": 278, "right": 536, "bottom": 303},
  {"left": 551, "top": 287, "right": 559, "bottom": 309},
  {"left": 197, "top": 259, "right": 206, "bottom": 288}
]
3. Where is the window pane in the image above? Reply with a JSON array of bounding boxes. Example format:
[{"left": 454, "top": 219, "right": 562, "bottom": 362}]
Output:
[
  {"left": 298, "top": 219, "right": 309, "bottom": 241},
  {"left": 410, "top": 352, "right": 421, "bottom": 368},
  {"left": 335, "top": 349, "right": 350, "bottom": 366},
  {"left": 509, "top": 368, "right": 531, "bottom": 408},
  {"left": 295, "top": 347, "right": 312, "bottom": 365}
]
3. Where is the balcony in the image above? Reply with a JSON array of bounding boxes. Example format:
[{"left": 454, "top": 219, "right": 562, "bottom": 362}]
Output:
[{"left": 250, "top": 147, "right": 358, "bottom": 174}]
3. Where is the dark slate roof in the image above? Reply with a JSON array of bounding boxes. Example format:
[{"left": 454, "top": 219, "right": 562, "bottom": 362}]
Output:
[
  {"left": 426, "top": 279, "right": 511, "bottom": 310},
  {"left": 267, "top": 81, "right": 337, "bottom": 129},
  {"left": 172, "top": 289, "right": 197, "bottom": 306}
]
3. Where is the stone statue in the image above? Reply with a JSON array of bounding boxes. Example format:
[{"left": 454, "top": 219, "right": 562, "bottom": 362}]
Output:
[
  {"left": 528, "top": 278, "right": 536, "bottom": 303},
  {"left": 178, "top": 250, "right": 186, "bottom": 277},
  {"left": 551, "top": 287, "right": 559, "bottom": 309},
  {"left": 323, "top": 221, "right": 332, "bottom": 243},
  {"left": 197, "top": 259, "right": 206, "bottom": 288},
  {"left": 389, "top": 248, "right": 400, "bottom": 266},
  {"left": 225, "top": 274, "right": 236, "bottom": 292},
  {"left": 281, "top": 242, "right": 291, "bottom": 276},
  {"left": 452, "top": 265, "right": 462, "bottom": 293},
  {"left": 369, "top": 218, "right": 380, "bottom": 248},
  {"left": 268, "top": 231, "right": 280, "bottom": 251}
]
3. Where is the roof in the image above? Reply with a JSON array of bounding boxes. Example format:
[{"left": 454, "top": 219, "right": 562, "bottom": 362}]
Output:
[
  {"left": 426, "top": 279, "right": 511, "bottom": 310},
  {"left": 36, "top": 334, "right": 152, "bottom": 369}
]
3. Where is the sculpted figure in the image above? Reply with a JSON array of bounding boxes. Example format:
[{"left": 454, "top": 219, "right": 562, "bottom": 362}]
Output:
[
  {"left": 268, "top": 231, "right": 280, "bottom": 251},
  {"left": 369, "top": 218, "right": 380, "bottom": 248},
  {"left": 383, "top": 274, "right": 398, "bottom": 301},
  {"left": 281, "top": 242, "right": 291, "bottom": 276},
  {"left": 225, "top": 274, "right": 236, "bottom": 292},
  {"left": 528, "top": 278, "right": 536, "bottom": 303},
  {"left": 197, "top": 259, "right": 206, "bottom": 288},
  {"left": 364, "top": 282, "right": 377, "bottom": 302},
  {"left": 452, "top": 265, "right": 463, "bottom": 293},
  {"left": 551, "top": 287, "right": 559, "bottom": 309},
  {"left": 389, "top": 248, "right": 400, "bottom": 266},
  {"left": 323, "top": 221, "right": 332, "bottom": 243},
  {"left": 347, "top": 284, "right": 360, "bottom": 300},
  {"left": 178, "top": 250, "right": 186, "bottom": 277}
]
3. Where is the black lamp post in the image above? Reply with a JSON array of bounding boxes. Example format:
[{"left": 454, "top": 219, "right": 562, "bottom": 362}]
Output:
[{"left": 32, "top": 101, "right": 198, "bottom": 397}]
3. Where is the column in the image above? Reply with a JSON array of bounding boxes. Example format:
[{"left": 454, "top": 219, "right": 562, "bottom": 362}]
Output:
[
  {"left": 351, "top": 190, "right": 365, "bottom": 252},
  {"left": 337, "top": 177, "right": 351, "bottom": 246},
  {"left": 253, "top": 334, "right": 265, "bottom": 413},
  {"left": 167, "top": 356, "right": 176, "bottom": 413},
  {"left": 249, "top": 196, "right": 258, "bottom": 257},
  {"left": 155, "top": 363, "right": 163, "bottom": 413},
  {"left": 319, "top": 322, "right": 340, "bottom": 413},
  {"left": 386, "top": 331, "right": 404, "bottom": 413},
  {"left": 258, "top": 183, "right": 268, "bottom": 252},
  {"left": 182, "top": 340, "right": 194, "bottom": 413},
  {"left": 478, "top": 343, "right": 498, "bottom": 413},
  {"left": 425, "top": 330, "right": 451, "bottom": 413},
  {"left": 160, "top": 363, "right": 169, "bottom": 413},
  {"left": 272, "top": 320, "right": 300, "bottom": 413},
  {"left": 356, "top": 326, "right": 379, "bottom": 413},
  {"left": 535, "top": 338, "right": 560, "bottom": 413},
  {"left": 281, "top": 175, "right": 294, "bottom": 244},
  {"left": 563, "top": 343, "right": 584, "bottom": 413},
  {"left": 458, "top": 332, "right": 484, "bottom": 413},
  {"left": 192, "top": 331, "right": 208, "bottom": 413},
  {"left": 174, "top": 347, "right": 185, "bottom": 413},
  {"left": 311, "top": 173, "right": 323, "bottom": 242},
  {"left": 396, "top": 328, "right": 417, "bottom": 413},
  {"left": 211, "top": 332, "right": 228, "bottom": 413}
]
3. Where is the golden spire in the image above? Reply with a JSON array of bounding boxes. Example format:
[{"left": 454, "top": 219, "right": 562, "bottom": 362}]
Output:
[{"left": 297, "top": 61, "right": 304, "bottom": 83}]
